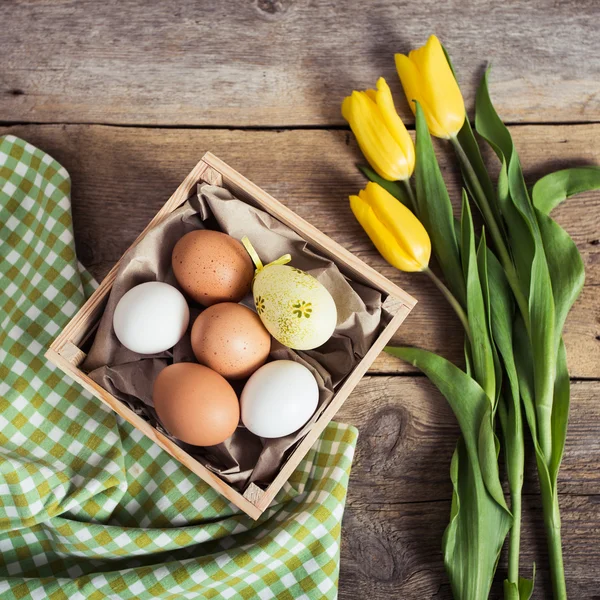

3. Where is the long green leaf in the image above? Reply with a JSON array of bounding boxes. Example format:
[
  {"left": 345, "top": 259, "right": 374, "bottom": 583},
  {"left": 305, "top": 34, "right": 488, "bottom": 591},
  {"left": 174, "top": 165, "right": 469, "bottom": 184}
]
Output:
[
  {"left": 475, "top": 71, "right": 534, "bottom": 298},
  {"left": 532, "top": 166, "right": 600, "bottom": 215},
  {"left": 477, "top": 231, "right": 503, "bottom": 411},
  {"left": 475, "top": 69, "right": 557, "bottom": 462},
  {"left": 457, "top": 117, "right": 505, "bottom": 229},
  {"left": 533, "top": 169, "right": 588, "bottom": 483},
  {"left": 536, "top": 209, "right": 585, "bottom": 355},
  {"left": 460, "top": 193, "right": 496, "bottom": 402},
  {"left": 414, "top": 101, "right": 466, "bottom": 308},
  {"left": 477, "top": 75, "right": 573, "bottom": 595},
  {"left": 385, "top": 346, "right": 511, "bottom": 600},
  {"left": 550, "top": 341, "right": 570, "bottom": 486},
  {"left": 486, "top": 249, "right": 532, "bottom": 597},
  {"left": 513, "top": 316, "right": 564, "bottom": 596}
]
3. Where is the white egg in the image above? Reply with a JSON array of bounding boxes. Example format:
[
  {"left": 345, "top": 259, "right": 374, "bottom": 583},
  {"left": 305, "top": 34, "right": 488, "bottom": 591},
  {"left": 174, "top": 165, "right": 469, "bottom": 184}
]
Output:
[
  {"left": 113, "top": 281, "right": 189, "bottom": 354},
  {"left": 240, "top": 360, "right": 319, "bottom": 438}
]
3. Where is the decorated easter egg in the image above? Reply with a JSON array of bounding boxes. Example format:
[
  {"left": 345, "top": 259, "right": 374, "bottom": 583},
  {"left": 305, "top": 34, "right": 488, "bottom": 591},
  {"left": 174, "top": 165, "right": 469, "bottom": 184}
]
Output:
[{"left": 252, "top": 264, "right": 337, "bottom": 350}]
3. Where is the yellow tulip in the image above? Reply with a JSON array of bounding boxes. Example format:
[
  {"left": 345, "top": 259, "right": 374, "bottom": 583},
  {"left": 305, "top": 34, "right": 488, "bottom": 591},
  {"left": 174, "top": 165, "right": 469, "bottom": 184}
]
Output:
[
  {"left": 350, "top": 181, "right": 431, "bottom": 272},
  {"left": 395, "top": 35, "right": 465, "bottom": 139},
  {"left": 342, "top": 77, "right": 415, "bottom": 181}
]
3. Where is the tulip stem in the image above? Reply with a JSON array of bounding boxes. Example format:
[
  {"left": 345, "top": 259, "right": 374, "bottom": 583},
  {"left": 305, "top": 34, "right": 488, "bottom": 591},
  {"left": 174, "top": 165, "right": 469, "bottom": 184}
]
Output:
[
  {"left": 401, "top": 179, "right": 418, "bottom": 214},
  {"left": 449, "top": 136, "right": 530, "bottom": 331},
  {"left": 424, "top": 267, "right": 472, "bottom": 342}
]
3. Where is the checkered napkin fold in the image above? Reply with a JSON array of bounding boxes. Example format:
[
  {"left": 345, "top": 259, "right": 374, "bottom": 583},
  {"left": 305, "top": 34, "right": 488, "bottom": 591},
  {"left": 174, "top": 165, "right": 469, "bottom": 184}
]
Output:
[{"left": 0, "top": 134, "right": 358, "bottom": 599}]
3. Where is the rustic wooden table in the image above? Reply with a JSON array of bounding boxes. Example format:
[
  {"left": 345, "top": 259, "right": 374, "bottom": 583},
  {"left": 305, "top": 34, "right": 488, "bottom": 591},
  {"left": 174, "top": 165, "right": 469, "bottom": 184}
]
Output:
[{"left": 2, "top": 1, "right": 598, "bottom": 598}]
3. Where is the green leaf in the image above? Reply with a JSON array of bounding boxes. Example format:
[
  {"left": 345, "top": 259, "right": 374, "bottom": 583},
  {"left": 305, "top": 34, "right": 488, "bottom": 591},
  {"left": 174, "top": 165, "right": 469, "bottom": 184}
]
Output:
[
  {"left": 528, "top": 227, "right": 557, "bottom": 462},
  {"left": 486, "top": 249, "right": 524, "bottom": 500},
  {"left": 358, "top": 164, "right": 414, "bottom": 211},
  {"left": 486, "top": 250, "right": 518, "bottom": 406},
  {"left": 536, "top": 209, "right": 585, "bottom": 353},
  {"left": 550, "top": 340, "right": 570, "bottom": 485},
  {"left": 532, "top": 166, "right": 600, "bottom": 215},
  {"left": 504, "top": 570, "right": 535, "bottom": 600},
  {"left": 486, "top": 248, "right": 531, "bottom": 597},
  {"left": 414, "top": 101, "right": 466, "bottom": 308},
  {"left": 514, "top": 318, "right": 561, "bottom": 594},
  {"left": 461, "top": 192, "right": 496, "bottom": 402},
  {"left": 477, "top": 231, "right": 503, "bottom": 410},
  {"left": 475, "top": 71, "right": 534, "bottom": 299},
  {"left": 385, "top": 346, "right": 511, "bottom": 600},
  {"left": 518, "top": 567, "right": 536, "bottom": 600},
  {"left": 475, "top": 70, "right": 513, "bottom": 160},
  {"left": 457, "top": 117, "right": 505, "bottom": 229},
  {"left": 475, "top": 68, "right": 557, "bottom": 462}
]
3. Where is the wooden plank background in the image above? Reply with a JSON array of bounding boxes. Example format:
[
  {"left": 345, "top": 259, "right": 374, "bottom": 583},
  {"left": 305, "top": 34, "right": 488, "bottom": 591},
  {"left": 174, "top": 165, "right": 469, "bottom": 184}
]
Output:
[{"left": 1, "top": 1, "right": 599, "bottom": 598}]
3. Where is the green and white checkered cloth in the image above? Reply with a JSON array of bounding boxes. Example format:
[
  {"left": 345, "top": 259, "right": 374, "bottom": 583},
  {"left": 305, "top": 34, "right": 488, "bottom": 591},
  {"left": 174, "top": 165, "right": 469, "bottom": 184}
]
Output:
[{"left": 0, "top": 134, "right": 358, "bottom": 599}]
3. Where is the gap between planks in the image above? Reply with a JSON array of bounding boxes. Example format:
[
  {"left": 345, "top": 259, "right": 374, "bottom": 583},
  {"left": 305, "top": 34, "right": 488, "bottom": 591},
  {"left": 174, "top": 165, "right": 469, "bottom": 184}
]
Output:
[
  {"left": 3, "top": 120, "right": 600, "bottom": 130},
  {"left": 346, "top": 490, "right": 600, "bottom": 508},
  {"left": 365, "top": 372, "right": 600, "bottom": 381}
]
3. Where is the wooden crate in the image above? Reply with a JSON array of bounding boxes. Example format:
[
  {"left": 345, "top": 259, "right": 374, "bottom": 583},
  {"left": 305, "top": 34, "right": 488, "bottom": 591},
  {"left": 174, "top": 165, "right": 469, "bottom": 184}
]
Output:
[{"left": 46, "top": 152, "right": 417, "bottom": 519}]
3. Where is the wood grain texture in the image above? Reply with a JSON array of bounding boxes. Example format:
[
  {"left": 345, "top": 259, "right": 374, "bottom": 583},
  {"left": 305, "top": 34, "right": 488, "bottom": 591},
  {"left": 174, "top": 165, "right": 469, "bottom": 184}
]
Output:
[
  {"left": 1, "top": 0, "right": 599, "bottom": 126},
  {"left": 3, "top": 3, "right": 600, "bottom": 596},
  {"left": 337, "top": 376, "right": 600, "bottom": 600},
  {"left": 339, "top": 495, "right": 600, "bottom": 600},
  {"left": 337, "top": 377, "right": 600, "bottom": 504},
  {"left": 2, "top": 123, "right": 598, "bottom": 377}
]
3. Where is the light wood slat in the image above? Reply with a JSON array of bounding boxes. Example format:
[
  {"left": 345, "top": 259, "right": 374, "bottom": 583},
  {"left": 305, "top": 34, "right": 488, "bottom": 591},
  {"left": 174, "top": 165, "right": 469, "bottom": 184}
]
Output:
[
  {"left": 1, "top": 124, "right": 598, "bottom": 378},
  {"left": 339, "top": 494, "right": 600, "bottom": 600},
  {"left": 336, "top": 376, "right": 600, "bottom": 599},
  {"left": 0, "top": 0, "right": 599, "bottom": 125},
  {"left": 337, "top": 377, "right": 600, "bottom": 503}
]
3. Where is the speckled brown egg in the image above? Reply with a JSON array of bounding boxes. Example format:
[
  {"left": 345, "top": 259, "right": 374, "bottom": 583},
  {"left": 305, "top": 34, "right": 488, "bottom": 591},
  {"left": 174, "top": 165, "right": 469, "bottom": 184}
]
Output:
[
  {"left": 172, "top": 230, "right": 253, "bottom": 306},
  {"left": 191, "top": 303, "right": 271, "bottom": 380},
  {"left": 153, "top": 362, "right": 239, "bottom": 446}
]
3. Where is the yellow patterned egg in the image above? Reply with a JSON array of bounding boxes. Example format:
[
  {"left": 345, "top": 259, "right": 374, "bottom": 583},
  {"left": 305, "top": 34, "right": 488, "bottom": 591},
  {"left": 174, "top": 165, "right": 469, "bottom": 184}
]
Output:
[{"left": 253, "top": 264, "right": 337, "bottom": 350}]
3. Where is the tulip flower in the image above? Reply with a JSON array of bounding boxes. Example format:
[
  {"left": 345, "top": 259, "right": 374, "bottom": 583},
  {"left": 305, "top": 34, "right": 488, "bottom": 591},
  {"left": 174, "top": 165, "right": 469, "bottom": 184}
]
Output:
[
  {"left": 342, "top": 78, "right": 415, "bottom": 181},
  {"left": 395, "top": 35, "right": 465, "bottom": 139},
  {"left": 350, "top": 181, "right": 430, "bottom": 272}
]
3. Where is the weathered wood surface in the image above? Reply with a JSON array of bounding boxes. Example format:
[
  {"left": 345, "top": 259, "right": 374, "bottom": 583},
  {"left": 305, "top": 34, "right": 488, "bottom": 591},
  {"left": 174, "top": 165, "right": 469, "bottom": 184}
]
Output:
[
  {"left": 340, "top": 494, "right": 600, "bottom": 600},
  {"left": 1, "top": 0, "right": 599, "bottom": 126},
  {"left": 336, "top": 377, "right": 600, "bottom": 599},
  {"left": 1, "top": 123, "right": 598, "bottom": 378},
  {"left": 2, "top": 3, "right": 600, "bottom": 596}
]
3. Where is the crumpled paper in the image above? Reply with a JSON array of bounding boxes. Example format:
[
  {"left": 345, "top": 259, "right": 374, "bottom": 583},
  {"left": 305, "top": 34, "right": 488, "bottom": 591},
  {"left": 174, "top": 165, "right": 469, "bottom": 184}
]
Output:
[{"left": 83, "top": 183, "right": 389, "bottom": 489}]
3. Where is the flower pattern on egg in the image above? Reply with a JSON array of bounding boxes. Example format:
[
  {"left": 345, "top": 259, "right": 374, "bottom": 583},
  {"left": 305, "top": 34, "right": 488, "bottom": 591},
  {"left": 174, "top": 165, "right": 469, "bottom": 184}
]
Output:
[
  {"left": 291, "top": 300, "right": 312, "bottom": 318},
  {"left": 255, "top": 295, "right": 266, "bottom": 315}
]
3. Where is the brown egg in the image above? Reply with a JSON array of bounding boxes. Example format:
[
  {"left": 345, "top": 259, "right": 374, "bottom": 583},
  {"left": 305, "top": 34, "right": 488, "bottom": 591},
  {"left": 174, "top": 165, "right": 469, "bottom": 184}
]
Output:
[
  {"left": 191, "top": 303, "right": 271, "bottom": 380},
  {"left": 172, "top": 230, "right": 253, "bottom": 306},
  {"left": 153, "top": 363, "right": 239, "bottom": 446}
]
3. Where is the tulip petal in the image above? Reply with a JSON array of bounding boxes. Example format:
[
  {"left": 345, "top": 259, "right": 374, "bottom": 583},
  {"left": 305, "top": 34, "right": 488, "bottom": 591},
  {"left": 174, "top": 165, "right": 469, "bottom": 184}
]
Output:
[
  {"left": 341, "top": 95, "right": 353, "bottom": 122},
  {"left": 400, "top": 35, "right": 465, "bottom": 138},
  {"left": 344, "top": 92, "right": 412, "bottom": 181},
  {"left": 395, "top": 52, "right": 446, "bottom": 138},
  {"left": 365, "top": 182, "right": 431, "bottom": 270},
  {"left": 417, "top": 35, "right": 465, "bottom": 137},
  {"left": 364, "top": 89, "right": 377, "bottom": 102},
  {"left": 375, "top": 78, "right": 415, "bottom": 178},
  {"left": 394, "top": 52, "right": 421, "bottom": 117},
  {"left": 351, "top": 191, "right": 423, "bottom": 272}
]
